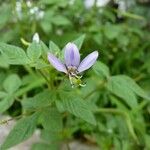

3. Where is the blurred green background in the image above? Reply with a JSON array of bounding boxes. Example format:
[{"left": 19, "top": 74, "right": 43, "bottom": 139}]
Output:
[{"left": 0, "top": 0, "right": 150, "bottom": 149}]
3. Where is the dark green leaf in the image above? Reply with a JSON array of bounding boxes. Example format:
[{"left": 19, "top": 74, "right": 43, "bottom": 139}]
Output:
[
  {"left": 31, "top": 142, "right": 59, "bottom": 150},
  {"left": 107, "top": 75, "right": 138, "bottom": 108},
  {"left": 40, "top": 108, "right": 63, "bottom": 132},
  {"left": 57, "top": 97, "right": 96, "bottom": 125},
  {"left": 21, "top": 91, "right": 53, "bottom": 110},
  {"left": 120, "top": 75, "right": 150, "bottom": 100},
  {"left": 1, "top": 113, "right": 40, "bottom": 149}
]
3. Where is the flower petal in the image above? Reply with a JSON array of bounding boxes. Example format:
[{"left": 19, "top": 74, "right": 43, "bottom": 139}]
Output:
[
  {"left": 64, "top": 42, "right": 80, "bottom": 67},
  {"left": 77, "top": 51, "right": 99, "bottom": 73},
  {"left": 48, "top": 53, "right": 67, "bottom": 73}
]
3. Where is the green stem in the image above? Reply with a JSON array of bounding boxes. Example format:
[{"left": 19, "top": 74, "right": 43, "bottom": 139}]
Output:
[
  {"left": 95, "top": 108, "right": 139, "bottom": 144},
  {"left": 24, "top": 65, "right": 37, "bottom": 78}
]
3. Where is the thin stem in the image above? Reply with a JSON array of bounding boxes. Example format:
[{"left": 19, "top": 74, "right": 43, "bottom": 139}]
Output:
[
  {"left": 66, "top": 143, "right": 71, "bottom": 150},
  {"left": 0, "top": 103, "right": 52, "bottom": 125},
  {"left": 37, "top": 70, "right": 51, "bottom": 89},
  {"left": 24, "top": 65, "right": 37, "bottom": 78}
]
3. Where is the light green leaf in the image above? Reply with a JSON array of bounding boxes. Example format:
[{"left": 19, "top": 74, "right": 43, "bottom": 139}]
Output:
[
  {"left": 3, "top": 74, "right": 22, "bottom": 94},
  {"left": 40, "top": 21, "right": 52, "bottom": 33},
  {"left": 1, "top": 113, "right": 40, "bottom": 150},
  {"left": 40, "top": 41, "right": 49, "bottom": 54},
  {"left": 0, "top": 91, "right": 7, "bottom": 99},
  {"left": 35, "top": 59, "right": 49, "bottom": 69},
  {"left": 39, "top": 0, "right": 60, "bottom": 5},
  {"left": 0, "top": 55, "right": 9, "bottom": 68},
  {"left": 107, "top": 75, "right": 138, "bottom": 108},
  {"left": 57, "top": 97, "right": 96, "bottom": 125},
  {"left": 40, "top": 108, "right": 62, "bottom": 132},
  {"left": 27, "top": 42, "right": 41, "bottom": 62},
  {"left": 49, "top": 41, "right": 60, "bottom": 55},
  {"left": 0, "top": 43, "right": 30, "bottom": 65},
  {"left": 104, "top": 24, "right": 122, "bottom": 40},
  {"left": 0, "top": 95, "right": 14, "bottom": 113},
  {"left": 93, "top": 61, "right": 110, "bottom": 79},
  {"left": 73, "top": 34, "right": 86, "bottom": 50},
  {"left": 52, "top": 15, "right": 71, "bottom": 26}
]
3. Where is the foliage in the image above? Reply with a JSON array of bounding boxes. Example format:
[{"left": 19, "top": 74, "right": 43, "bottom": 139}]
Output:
[{"left": 0, "top": 0, "right": 150, "bottom": 149}]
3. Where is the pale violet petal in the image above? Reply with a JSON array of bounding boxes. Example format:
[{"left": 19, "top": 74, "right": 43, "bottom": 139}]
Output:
[
  {"left": 48, "top": 53, "right": 67, "bottom": 73},
  {"left": 77, "top": 51, "right": 99, "bottom": 73},
  {"left": 64, "top": 42, "right": 80, "bottom": 67}
]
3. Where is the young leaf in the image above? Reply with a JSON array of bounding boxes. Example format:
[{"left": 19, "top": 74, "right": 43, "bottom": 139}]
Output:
[
  {"left": 27, "top": 42, "right": 42, "bottom": 62},
  {"left": 3, "top": 74, "right": 22, "bottom": 94},
  {"left": 107, "top": 75, "right": 138, "bottom": 108},
  {"left": 57, "top": 97, "right": 96, "bottom": 125},
  {"left": 49, "top": 41, "right": 60, "bottom": 55},
  {"left": 73, "top": 34, "right": 86, "bottom": 50},
  {"left": 39, "top": 41, "right": 49, "bottom": 54},
  {"left": 93, "top": 61, "right": 110, "bottom": 79},
  {"left": 1, "top": 113, "right": 40, "bottom": 150},
  {"left": 0, "top": 42, "right": 30, "bottom": 65}
]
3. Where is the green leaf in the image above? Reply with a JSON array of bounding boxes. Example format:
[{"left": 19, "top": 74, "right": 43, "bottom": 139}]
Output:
[
  {"left": 1, "top": 113, "right": 40, "bottom": 150},
  {"left": 35, "top": 59, "right": 49, "bottom": 69},
  {"left": 3, "top": 74, "right": 22, "bottom": 94},
  {"left": 104, "top": 24, "right": 122, "bottom": 40},
  {"left": 27, "top": 42, "right": 41, "bottom": 62},
  {"left": 0, "top": 95, "right": 14, "bottom": 113},
  {"left": 31, "top": 143, "right": 59, "bottom": 150},
  {"left": 51, "top": 15, "right": 71, "bottom": 26},
  {"left": 39, "top": 0, "right": 60, "bottom": 5},
  {"left": 0, "top": 55, "right": 9, "bottom": 68},
  {"left": 0, "top": 43, "right": 30, "bottom": 65},
  {"left": 107, "top": 75, "right": 138, "bottom": 108},
  {"left": 73, "top": 34, "right": 86, "bottom": 50},
  {"left": 57, "top": 97, "right": 96, "bottom": 125},
  {"left": 0, "top": 4, "right": 12, "bottom": 29},
  {"left": 40, "top": 108, "right": 62, "bottom": 132},
  {"left": 40, "top": 21, "right": 52, "bottom": 33},
  {"left": 41, "top": 129, "right": 62, "bottom": 142},
  {"left": 40, "top": 41, "right": 49, "bottom": 54},
  {"left": 49, "top": 41, "right": 60, "bottom": 55},
  {"left": 120, "top": 75, "right": 150, "bottom": 100},
  {"left": 93, "top": 61, "right": 110, "bottom": 79},
  {"left": 21, "top": 91, "right": 53, "bottom": 110},
  {"left": 0, "top": 91, "right": 7, "bottom": 98}
]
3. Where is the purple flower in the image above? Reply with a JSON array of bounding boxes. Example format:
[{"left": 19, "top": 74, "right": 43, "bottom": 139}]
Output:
[{"left": 48, "top": 42, "right": 99, "bottom": 77}]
